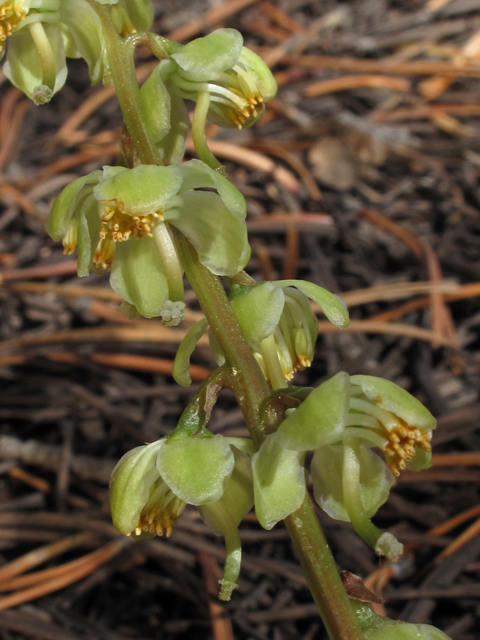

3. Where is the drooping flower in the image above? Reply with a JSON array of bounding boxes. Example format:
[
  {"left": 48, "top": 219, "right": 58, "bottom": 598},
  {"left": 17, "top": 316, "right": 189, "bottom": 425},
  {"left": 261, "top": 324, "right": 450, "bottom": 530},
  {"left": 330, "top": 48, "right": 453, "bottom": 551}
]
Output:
[
  {"left": 230, "top": 280, "right": 349, "bottom": 389},
  {"left": 110, "top": 434, "right": 254, "bottom": 601},
  {"left": 171, "top": 280, "right": 348, "bottom": 388},
  {"left": 45, "top": 159, "right": 250, "bottom": 322},
  {"left": 140, "top": 28, "right": 277, "bottom": 170},
  {"left": 1, "top": 0, "right": 104, "bottom": 104},
  {"left": 110, "top": 434, "right": 235, "bottom": 538},
  {"left": 252, "top": 372, "right": 436, "bottom": 561}
]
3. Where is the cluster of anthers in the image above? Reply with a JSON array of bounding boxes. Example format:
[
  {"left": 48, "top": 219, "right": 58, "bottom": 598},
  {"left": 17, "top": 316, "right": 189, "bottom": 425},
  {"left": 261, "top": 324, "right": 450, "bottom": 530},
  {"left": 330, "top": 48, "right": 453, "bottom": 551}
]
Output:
[
  {"left": 94, "top": 205, "right": 164, "bottom": 270},
  {"left": 383, "top": 423, "right": 432, "bottom": 476},
  {"left": 227, "top": 93, "right": 263, "bottom": 130},
  {"left": 133, "top": 490, "right": 186, "bottom": 538},
  {"left": 347, "top": 390, "right": 432, "bottom": 477},
  {"left": 0, "top": 1, "right": 26, "bottom": 50}
]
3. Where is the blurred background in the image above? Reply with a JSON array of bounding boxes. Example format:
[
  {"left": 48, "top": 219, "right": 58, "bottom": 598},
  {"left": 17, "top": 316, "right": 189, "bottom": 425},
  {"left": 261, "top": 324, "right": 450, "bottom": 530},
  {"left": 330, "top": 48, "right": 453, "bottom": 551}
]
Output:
[{"left": 0, "top": 0, "right": 480, "bottom": 638}]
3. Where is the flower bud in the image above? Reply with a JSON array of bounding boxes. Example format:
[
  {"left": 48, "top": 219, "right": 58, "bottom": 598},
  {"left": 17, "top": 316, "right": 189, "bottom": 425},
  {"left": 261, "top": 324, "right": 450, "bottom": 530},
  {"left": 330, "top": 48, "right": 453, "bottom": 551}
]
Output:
[{"left": 366, "top": 622, "right": 452, "bottom": 640}]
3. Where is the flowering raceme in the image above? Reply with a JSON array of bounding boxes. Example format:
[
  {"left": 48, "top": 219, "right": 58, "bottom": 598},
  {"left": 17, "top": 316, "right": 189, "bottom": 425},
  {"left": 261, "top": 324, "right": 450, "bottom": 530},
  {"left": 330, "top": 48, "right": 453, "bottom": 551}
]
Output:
[
  {"left": 252, "top": 373, "right": 435, "bottom": 561},
  {"left": 45, "top": 160, "right": 250, "bottom": 322},
  {"left": 1, "top": 0, "right": 104, "bottom": 104}
]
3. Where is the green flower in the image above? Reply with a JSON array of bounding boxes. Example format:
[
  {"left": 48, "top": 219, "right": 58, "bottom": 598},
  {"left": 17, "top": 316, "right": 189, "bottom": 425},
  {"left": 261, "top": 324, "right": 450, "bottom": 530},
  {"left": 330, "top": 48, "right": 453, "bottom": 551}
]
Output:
[
  {"left": 141, "top": 28, "right": 276, "bottom": 170},
  {"left": 1, "top": 0, "right": 104, "bottom": 104},
  {"left": 45, "top": 160, "right": 250, "bottom": 321},
  {"left": 231, "top": 280, "right": 349, "bottom": 389},
  {"left": 172, "top": 279, "right": 348, "bottom": 388},
  {"left": 110, "top": 434, "right": 235, "bottom": 538},
  {"left": 252, "top": 373, "right": 435, "bottom": 561},
  {"left": 110, "top": 433, "right": 254, "bottom": 601}
]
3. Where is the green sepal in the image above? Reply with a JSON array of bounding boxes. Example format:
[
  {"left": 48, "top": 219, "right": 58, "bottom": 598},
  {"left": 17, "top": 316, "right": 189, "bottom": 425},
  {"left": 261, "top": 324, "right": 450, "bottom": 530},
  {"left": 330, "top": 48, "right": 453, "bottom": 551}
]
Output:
[
  {"left": 109, "top": 440, "right": 164, "bottom": 536},
  {"left": 173, "top": 318, "right": 209, "bottom": 387},
  {"left": 350, "top": 375, "right": 436, "bottom": 430},
  {"left": 171, "top": 29, "right": 243, "bottom": 79},
  {"left": 311, "top": 444, "right": 393, "bottom": 522},
  {"left": 275, "top": 280, "right": 349, "bottom": 329},
  {"left": 231, "top": 282, "right": 285, "bottom": 350},
  {"left": 157, "top": 434, "right": 235, "bottom": 505},
  {"left": 110, "top": 236, "right": 168, "bottom": 318},
  {"left": 276, "top": 372, "right": 350, "bottom": 452},
  {"left": 252, "top": 432, "right": 306, "bottom": 530},
  {"left": 45, "top": 170, "right": 101, "bottom": 241}
]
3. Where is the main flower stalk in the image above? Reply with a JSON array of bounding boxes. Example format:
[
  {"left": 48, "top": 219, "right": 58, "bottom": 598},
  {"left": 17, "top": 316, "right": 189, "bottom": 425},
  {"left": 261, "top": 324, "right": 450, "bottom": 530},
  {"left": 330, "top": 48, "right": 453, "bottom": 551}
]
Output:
[{"left": 90, "top": 4, "right": 364, "bottom": 639}]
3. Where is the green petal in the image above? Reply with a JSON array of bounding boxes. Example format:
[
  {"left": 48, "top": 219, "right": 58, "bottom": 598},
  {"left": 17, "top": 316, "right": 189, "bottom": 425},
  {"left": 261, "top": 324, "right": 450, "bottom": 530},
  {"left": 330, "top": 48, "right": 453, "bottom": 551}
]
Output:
[
  {"left": 59, "top": 0, "right": 104, "bottom": 83},
  {"left": 350, "top": 375, "right": 436, "bottom": 431},
  {"left": 76, "top": 194, "right": 101, "bottom": 277},
  {"left": 110, "top": 236, "right": 168, "bottom": 318},
  {"left": 94, "top": 164, "right": 183, "bottom": 216},
  {"left": 172, "top": 191, "right": 250, "bottom": 276},
  {"left": 275, "top": 280, "right": 349, "bottom": 329},
  {"left": 140, "top": 63, "right": 172, "bottom": 143},
  {"left": 199, "top": 445, "right": 254, "bottom": 534},
  {"left": 173, "top": 318, "right": 209, "bottom": 387},
  {"left": 406, "top": 447, "right": 432, "bottom": 472},
  {"left": 157, "top": 85, "right": 189, "bottom": 164},
  {"left": 171, "top": 29, "right": 243, "bottom": 78},
  {"left": 157, "top": 434, "right": 235, "bottom": 505},
  {"left": 4, "top": 23, "right": 67, "bottom": 103},
  {"left": 238, "top": 47, "right": 277, "bottom": 101},
  {"left": 252, "top": 432, "right": 306, "bottom": 530},
  {"left": 45, "top": 171, "right": 101, "bottom": 241},
  {"left": 311, "top": 444, "right": 393, "bottom": 522},
  {"left": 231, "top": 283, "right": 285, "bottom": 350},
  {"left": 277, "top": 372, "right": 350, "bottom": 452},
  {"left": 179, "top": 159, "right": 247, "bottom": 221},
  {"left": 109, "top": 440, "right": 164, "bottom": 536}
]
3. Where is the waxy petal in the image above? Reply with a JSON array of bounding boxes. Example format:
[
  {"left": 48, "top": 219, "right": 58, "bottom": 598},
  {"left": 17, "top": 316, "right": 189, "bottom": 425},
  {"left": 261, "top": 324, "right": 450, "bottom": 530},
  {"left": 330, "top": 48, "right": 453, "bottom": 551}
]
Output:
[
  {"left": 311, "top": 444, "right": 393, "bottom": 522},
  {"left": 110, "top": 236, "right": 169, "bottom": 317},
  {"left": 171, "top": 29, "right": 243, "bottom": 78},
  {"left": 157, "top": 435, "right": 235, "bottom": 505},
  {"left": 94, "top": 164, "right": 183, "bottom": 216},
  {"left": 275, "top": 280, "right": 349, "bottom": 329},
  {"left": 231, "top": 282, "right": 285, "bottom": 350},
  {"left": 252, "top": 433, "right": 305, "bottom": 530},
  {"left": 350, "top": 375, "right": 436, "bottom": 431},
  {"left": 277, "top": 372, "right": 350, "bottom": 451},
  {"left": 45, "top": 170, "right": 101, "bottom": 241}
]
